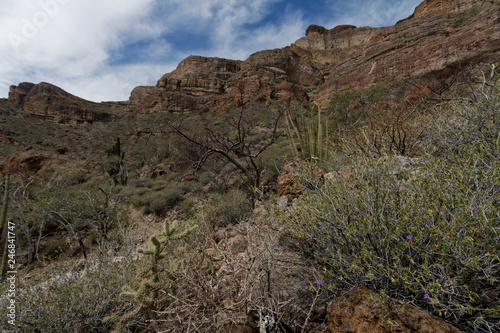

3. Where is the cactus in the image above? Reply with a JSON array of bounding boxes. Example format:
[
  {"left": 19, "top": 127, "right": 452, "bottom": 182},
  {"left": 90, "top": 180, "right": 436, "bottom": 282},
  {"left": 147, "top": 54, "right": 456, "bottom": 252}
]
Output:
[
  {"left": 106, "top": 218, "right": 197, "bottom": 332},
  {"left": 0, "top": 173, "right": 10, "bottom": 281},
  {"left": 106, "top": 137, "right": 127, "bottom": 186},
  {"left": 285, "top": 104, "right": 329, "bottom": 162}
]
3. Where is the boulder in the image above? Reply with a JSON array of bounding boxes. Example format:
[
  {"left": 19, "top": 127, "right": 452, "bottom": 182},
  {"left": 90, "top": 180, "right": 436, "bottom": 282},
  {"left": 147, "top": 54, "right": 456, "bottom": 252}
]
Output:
[{"left": 327, "top": 286, "right": 461, "bottom": 333}]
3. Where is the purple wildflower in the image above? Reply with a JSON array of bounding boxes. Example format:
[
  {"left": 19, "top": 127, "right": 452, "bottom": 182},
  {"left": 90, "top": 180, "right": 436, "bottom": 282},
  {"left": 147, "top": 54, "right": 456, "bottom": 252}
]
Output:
[
  {"left": 316, "top": 279, "right": 323, "bottom": 286},
  {"left": 423, "top": 293, "right": 432, "bottom": 301},
  {"left": 424, "top": 222, "right": 430, "bottom": 228},
  {"left": 361, "top": 210, "right": 366, "bottom": 215},
  {"left": 319, "top": 225, "right": 324, "bottom": 229},
  {"left": 406, "top": 235, "right": 414, "bottom": 241}
]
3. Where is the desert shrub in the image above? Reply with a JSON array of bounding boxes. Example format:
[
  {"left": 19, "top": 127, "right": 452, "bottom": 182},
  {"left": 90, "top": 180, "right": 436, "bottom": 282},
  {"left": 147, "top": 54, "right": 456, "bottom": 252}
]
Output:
[
  {"left": 61, "top": 171, "right": 87, "bottom": 185},
  {"left": 10, "top": 184, "right": 123, "bottom": 263},
  {"left": 283, "top": 77, "right": 500, "bottom": 331},
  {"left": 0, "top": 254, "right": 138, "bottom": 332},
  {"left": 180, "top": 198, "right": 196, "bottom": 219},
  {"left": 38, "top": 238, "right": 69, "bottom": 259},
  {"left": 203, "top": 190, "right": 253, "bottom": 227}
]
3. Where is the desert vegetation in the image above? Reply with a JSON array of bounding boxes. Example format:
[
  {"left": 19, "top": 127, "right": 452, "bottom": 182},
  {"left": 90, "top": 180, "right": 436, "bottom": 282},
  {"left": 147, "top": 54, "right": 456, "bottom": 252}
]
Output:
[{"left": 0, "top": 63, "right": 498, "bottom": 332}]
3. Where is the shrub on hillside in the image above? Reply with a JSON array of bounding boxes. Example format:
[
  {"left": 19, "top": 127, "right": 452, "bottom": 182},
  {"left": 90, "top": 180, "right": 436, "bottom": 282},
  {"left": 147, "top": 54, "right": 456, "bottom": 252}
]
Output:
[
  {"left": 203, "top": 190, "right": 253, "bottom": 227},
  {"left": 0, "top": 254, "right": 138, "bottom": 332},
  {"left": 283, "top": 74, "right": 500, "bottom": 331}
]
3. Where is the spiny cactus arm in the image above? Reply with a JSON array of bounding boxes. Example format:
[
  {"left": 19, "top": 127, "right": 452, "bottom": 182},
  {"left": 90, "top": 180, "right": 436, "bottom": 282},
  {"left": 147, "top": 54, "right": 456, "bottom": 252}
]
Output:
[
  {"left": 119, "top": 285, "right": 138, "bottom": 299},
  {"left": 169, "top": 224, "right": 198, "bottom": 240},
  {"left": 163, "top": 219, "right": 180, "bottom": 237}
]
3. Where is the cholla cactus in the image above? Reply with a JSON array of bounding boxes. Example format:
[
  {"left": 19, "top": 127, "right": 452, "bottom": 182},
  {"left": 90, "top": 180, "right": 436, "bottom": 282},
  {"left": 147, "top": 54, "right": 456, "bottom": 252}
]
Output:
[{"left": 106, "top": 219, "right": 197, "bottom": 332}]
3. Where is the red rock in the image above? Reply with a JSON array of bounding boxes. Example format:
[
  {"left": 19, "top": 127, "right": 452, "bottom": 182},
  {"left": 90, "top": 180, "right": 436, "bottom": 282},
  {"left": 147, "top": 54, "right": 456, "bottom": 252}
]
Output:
[
  {"left": 327, "top": 286, "right": 461, "bottom": 333},
  {"left": 0, "top": 153, "right": 49, "bottom": 175},
  {"left": 8, "top": 82, "right": 126, "bottom": 123},
  {"left": 306, "top": 25, "right": 328, "bottom": 37}
]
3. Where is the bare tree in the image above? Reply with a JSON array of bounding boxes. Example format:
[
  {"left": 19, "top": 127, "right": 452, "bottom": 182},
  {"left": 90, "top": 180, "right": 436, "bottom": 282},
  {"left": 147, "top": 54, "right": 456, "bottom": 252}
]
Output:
[{"left": 168, "top": 106, "right": 283, "bottom": 194}]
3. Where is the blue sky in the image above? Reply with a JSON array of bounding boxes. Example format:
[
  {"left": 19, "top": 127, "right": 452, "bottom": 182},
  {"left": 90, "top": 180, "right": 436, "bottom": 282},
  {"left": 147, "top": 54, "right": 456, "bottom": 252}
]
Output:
[{"left": 0, "top": 0, "right": 422, "bottom": 102}]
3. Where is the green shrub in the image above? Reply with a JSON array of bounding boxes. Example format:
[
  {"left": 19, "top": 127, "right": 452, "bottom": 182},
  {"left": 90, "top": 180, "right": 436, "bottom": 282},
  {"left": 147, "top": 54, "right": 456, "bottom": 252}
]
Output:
[
  {"left": 0, "top": 254, "right": 138, "bottom": 332},
  {"left": 283, "top": 77, "right": 500, "bottom": 331},
  {"left": 451, "top": 6, "right": 478, "bottom": 28},
  {"left": 61, "top": 171, "right": 87, "bottom": 185},
  {"left": 38, "top": 239, "right": 69, "bottom": 259},
  {"left": 203, "top": 190, "right": 253, "bottom": 227},
  {"left": 180, "top": 198, "right": 196, "bottom": 219}
]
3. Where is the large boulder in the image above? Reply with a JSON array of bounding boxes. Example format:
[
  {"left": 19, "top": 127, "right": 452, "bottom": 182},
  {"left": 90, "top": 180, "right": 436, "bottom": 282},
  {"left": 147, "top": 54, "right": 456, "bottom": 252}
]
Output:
[{"left": 327, "top": 286, "right": 461, "bottom": 333}]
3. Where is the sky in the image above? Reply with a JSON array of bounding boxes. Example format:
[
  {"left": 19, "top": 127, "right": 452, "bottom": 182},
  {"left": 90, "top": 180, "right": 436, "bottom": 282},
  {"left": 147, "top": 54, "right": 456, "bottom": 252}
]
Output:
[{"left": 0, "top": 0, "right": 422, "bottom": 102}]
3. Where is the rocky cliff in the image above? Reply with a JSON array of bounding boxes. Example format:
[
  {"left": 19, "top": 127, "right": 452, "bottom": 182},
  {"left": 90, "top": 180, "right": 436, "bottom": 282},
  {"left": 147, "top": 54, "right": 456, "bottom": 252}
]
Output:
[
  {"left": 128, "top": 0, "right": 499, "bottom": 114},
  {"left": 293, "top": 0, "right": 500, "bottom": 106},
  {"left": 7, "top": 0, "right": 500, "bottom": 120},
  {"left": 8, "top": 82, "right": 128, "bottom": 123}
]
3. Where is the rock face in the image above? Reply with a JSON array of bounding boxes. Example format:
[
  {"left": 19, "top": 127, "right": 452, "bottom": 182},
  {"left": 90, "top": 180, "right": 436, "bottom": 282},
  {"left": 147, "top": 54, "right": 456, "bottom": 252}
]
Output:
[
  {"left": 0, "top": 153, "right": 49, "bottom": 175},
  {"left": 5, "top": 0, "right": 500, "bottom": 120},
  {"left": 131, "top": 0, "right": 500, "bottom": 114},
  {"left": 291, "top": 0, "right": 500, "bottom": 106},
  {"left": 327, "top": 286, "right": 461, "bottom": 333},
  {"left": 8, "top": 82, "right": 128, "bottom": 123},
  {"left": 131, "top": 50, "right": 319, "bottom": 114}
]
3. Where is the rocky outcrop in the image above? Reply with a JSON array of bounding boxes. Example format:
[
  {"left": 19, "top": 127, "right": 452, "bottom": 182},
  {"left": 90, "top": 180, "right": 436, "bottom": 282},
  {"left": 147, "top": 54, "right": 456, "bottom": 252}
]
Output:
[
  {"left": 6, "top": 0, "right": 499, "bottom": 118},
  {"left": 8, "top": 82, "right": 128, "bottom": 123},
  {"left": 291, "top": 0, "right": 500, "bottom": 106},
  {"left": 131, "top": 49, "right": 320, "bottom": 114},
  {"left": 129, "top": 0, "right": 499, "bottom": 115},
  {"left": 327, "top": 286, "right": 461, "bottom": 333},
  {"left": 0, "top": 153, "right": 49, "bottom": 175}
]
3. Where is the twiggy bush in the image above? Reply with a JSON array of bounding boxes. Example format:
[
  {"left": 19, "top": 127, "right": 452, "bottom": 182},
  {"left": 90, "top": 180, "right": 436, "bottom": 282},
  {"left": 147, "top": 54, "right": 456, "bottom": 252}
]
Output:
[
  {"left": 284, "top": 76, "right": 500, "bottom": 331},
  {"left": 202, "top": 189, "right": 253, "bottom": 228},
  {"left": 0, "top": 254, "right": 138, "bottom": 332}
]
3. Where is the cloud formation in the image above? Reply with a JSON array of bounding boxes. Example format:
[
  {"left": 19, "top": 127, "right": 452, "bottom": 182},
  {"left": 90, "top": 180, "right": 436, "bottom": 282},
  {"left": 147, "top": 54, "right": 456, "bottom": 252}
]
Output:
[{"left": 0, "top": 0, "right": 422, "bottom": 102}]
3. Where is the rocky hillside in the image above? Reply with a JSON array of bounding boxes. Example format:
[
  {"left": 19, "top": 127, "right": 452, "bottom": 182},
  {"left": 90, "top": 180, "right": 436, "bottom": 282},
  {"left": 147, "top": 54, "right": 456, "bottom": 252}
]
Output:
[
  {"left": 7, "top": 0, "right": 500, "bottom": 121},
  {"left": 8, "top": 82, "right": 130, "bottom": 123}
]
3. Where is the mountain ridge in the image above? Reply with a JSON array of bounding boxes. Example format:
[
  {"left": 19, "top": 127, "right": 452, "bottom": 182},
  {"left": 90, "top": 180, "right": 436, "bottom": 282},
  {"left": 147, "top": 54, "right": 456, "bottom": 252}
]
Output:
[{"left": 7, "top": 0, "right": 500, "bottom": 122}]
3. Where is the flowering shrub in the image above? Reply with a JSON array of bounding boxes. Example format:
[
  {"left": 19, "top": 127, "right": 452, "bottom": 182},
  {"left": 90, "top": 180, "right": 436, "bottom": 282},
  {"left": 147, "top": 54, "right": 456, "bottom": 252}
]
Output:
[{"left": 284, "top": 73, "right": 500, "bottom": 331}]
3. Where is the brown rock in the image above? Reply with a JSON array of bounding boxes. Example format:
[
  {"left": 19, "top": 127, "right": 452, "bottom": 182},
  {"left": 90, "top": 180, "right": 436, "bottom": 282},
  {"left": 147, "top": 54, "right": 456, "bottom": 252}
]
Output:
[
  {"left": 227, "top": 234, "right": 247, "bottom": 255},
  {"left": 8, "top": 82, "right": 125, "bottom": 123},
  {"left": 129, "top": 85, "right": 155, "bottom": 104},
  {"left": 243, "top": 48, "right": 323, "bottom": 87},
  {"left": 180, "top": 174, "right": 198, "bottom": 182},
  {"left": 327, "top": 286, "right": 461, "bottom": 333},
  {"left": 0, "top": 153, "right": 49, "bottom": 175},
  {"left": 306, "top": 25, "right": 328, "bottom": 37},
  {"left": 331, "top": 25, "right": 357, "bottom": 34},
  {"left": 277, "top": 164, "right": 302, "bottom": 197},
  {"left": 291, "top": 0, "right": 500, "bottom": 106}
]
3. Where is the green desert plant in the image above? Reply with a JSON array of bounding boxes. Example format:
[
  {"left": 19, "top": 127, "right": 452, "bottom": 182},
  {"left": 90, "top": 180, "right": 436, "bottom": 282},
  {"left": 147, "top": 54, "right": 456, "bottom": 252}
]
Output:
[
  {"left": 202, "top": 189, "right": 253, "bottom": 228},
  {"left": 0, "top": 254, "right": 138, "bottom": 332},
  {"left": 106, "top": 137, "right": 128, "bottom": 186},
  {"left": 283, "top": 75, "right": 500, "bottom": 331},
  {"left": 106, "top": 218, "right": 198, "bottom": 332},
  {"left": 285, "top": 104, "right": 329, "bottom": 162}
]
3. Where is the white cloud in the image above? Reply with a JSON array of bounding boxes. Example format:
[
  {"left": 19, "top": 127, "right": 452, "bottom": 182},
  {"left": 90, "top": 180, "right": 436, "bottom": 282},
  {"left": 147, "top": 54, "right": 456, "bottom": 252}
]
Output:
[
  {"left": 0, "top": 0, "right": 160, "bottom": 101},
  {"left": 323, "top": 0, "right": 422, "bottom": 28},
  {"left": 0, "top": 0, "right": 423, "bottom": 102}
]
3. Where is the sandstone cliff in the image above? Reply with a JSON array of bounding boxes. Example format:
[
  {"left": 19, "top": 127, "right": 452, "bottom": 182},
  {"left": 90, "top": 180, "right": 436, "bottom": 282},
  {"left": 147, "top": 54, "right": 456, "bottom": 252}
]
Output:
[
  {"left": 131, "top": 49, "right": 321, "bottom": 114},
  {"left": 130, "top": 0, "right": 499, "bottom": 114},
  {"left": 292, "top": 0, "right": 500, "bottom": 106},
  {"left": 8, "top": 82, "right": 128, "bottom": 123},
  {"left": 7, "top": 0, "right": 500, "bottom": 120}
]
